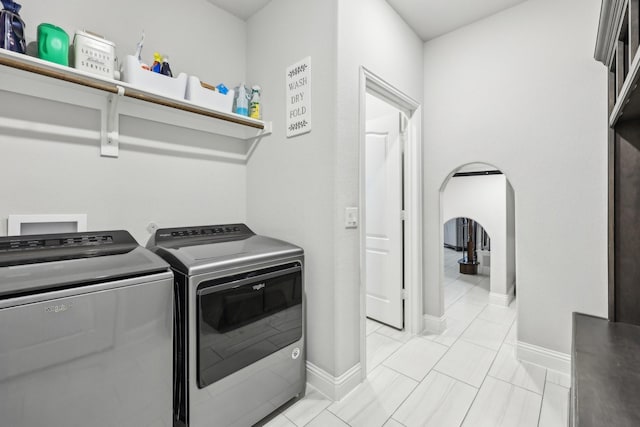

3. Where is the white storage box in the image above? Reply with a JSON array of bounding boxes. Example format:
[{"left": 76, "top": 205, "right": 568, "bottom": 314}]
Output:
[
  {"left": 122, "top": 55, "right": 188, "bottom": 100},
  {"left": 73, "top": 31, "right": 116, "bottom": 79},
  {"left": 186, "top": 76, "right": 235, "bottom": 112}
]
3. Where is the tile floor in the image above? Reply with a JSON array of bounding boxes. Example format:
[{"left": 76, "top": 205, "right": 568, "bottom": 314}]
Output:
[{"left": 264, "top": 248, "right": 570, "bottom": 427}]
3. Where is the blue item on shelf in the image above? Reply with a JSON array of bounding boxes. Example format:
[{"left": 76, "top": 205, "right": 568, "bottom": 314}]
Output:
[
  {"left": 151, "top": 52, "right": 162, "bottom": 73},
  {"left": 216, "top": 83, "right": 229, "bottom": 95},
  {"left": 0, "top": 0, "right": 26, "bottom": 54}
]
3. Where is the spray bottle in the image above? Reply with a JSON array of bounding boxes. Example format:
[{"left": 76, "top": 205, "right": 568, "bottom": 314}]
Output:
[
  {"left": 133, "top": 31, "right": 151, "bottom": 70},
  {"left": 235, "top": 84, "right": 249, "bottom": 116},
  {"left": 134, "top": 30, "right": 145, "bottom": 62},
  {"left": 249, "top": 85, "right": 261, "bottom": 120},
  {"left": 160, "top": 55, "right": 173, "bottom": 77},
  {"left": 151, "top": 52, "right": 162, "bottom": 73}
]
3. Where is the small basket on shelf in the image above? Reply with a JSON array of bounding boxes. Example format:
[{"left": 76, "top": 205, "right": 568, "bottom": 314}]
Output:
[
  {"left": 186, "top": 76, "right": 235, "bottom": 113},
  {"left": 121, "top": 55, "right": 187, "bottom": 100}
]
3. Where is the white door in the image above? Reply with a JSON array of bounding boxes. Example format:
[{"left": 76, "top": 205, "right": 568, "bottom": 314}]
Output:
[{"left": 365, "top": 112, "right": 404, "bottom": 329}]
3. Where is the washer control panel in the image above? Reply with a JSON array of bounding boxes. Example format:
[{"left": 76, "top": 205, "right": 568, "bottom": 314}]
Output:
[{"left": 0, "top": 230, "right": 138, "bottom": 267}]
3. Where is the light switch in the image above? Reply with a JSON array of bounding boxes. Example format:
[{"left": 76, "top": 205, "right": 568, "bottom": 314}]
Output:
[{"left": 345, "top": 207, "right": 359, "bottom": 228}]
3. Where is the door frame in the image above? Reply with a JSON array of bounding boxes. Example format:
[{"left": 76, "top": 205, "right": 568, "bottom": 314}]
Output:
[{"left": 359, "top": 67, "right": 423, "bottom": 378}]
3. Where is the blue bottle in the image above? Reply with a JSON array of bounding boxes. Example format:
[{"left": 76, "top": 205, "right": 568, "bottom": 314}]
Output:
[
  {"left": 0, "top": 0, "right": 26, "bottom": 54},
  {"left": 235, "top": 84, "right": 249, "bottom": 116}
]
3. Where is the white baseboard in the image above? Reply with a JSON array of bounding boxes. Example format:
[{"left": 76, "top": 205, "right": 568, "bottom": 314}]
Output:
[
  {"left": 422, "top": 313, "right": 447, "bottom": 334},
  {"left": 516, "top": 340, "right": 571, "bottom": 375},
  {"left": 489, "top": 285, "right": 515, "bottom": 307},
  {"left": 306, "top": 362, "right": 361, "bottom": 401}
]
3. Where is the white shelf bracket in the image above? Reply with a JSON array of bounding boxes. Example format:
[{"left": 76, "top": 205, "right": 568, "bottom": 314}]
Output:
[
  {"left": 101, "top": 85, "right": 125, "bottom": 157},
  {"left": 245, "top": 121, "right": 273, "bottom": 142},
  {"left": 245, "top": 121, "right": 273, "bottom": 160}
]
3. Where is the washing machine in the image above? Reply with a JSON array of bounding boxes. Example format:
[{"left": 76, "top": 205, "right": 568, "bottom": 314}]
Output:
[
  {"left": 147, "top": 223, "right": 305, "bottom": 427},
  {"left": 0, "top": 230, "right": 174, "bottom": 427}
]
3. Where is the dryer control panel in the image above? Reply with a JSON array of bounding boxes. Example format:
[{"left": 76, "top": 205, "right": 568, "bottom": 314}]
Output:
[{"left": 153, "top": 224, "right": 255, "bottom": 247}]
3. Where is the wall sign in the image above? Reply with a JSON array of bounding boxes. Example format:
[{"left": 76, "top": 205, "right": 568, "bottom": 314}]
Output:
[{"left": 286, "top": 56, "right": 311, "bottom": 138}]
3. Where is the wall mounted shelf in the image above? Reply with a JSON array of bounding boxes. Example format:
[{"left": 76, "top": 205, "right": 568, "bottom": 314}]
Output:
[{"left": 0, "top": 49, "right": 272, "bottom": 157}]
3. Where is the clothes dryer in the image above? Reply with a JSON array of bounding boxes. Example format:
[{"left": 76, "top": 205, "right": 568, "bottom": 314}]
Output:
[{"left": 148, "top": 224, "right": 305, "bottom": 427}]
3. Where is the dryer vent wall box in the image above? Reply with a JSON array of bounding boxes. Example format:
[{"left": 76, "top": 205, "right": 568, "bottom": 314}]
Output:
[{"left": 8, "top": 214, "right": 87, "bottom": 236}]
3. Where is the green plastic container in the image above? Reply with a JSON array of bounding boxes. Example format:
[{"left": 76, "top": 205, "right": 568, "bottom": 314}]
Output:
[{"left": 37, "top": 23, "right": 69, "bottom": 66}]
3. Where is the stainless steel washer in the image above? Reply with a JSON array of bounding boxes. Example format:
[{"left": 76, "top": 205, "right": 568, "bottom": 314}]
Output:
[
  {"left": 0, "top": 230, "right": 173, "bottom": 427},
  {"left": 147, "top": 224, "right": 305, "bottom": 427}
]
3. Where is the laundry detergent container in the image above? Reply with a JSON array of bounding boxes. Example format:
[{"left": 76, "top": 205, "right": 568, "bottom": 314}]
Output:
[{"left": 37, "top": 23, "right": 69, "bottom": 66}]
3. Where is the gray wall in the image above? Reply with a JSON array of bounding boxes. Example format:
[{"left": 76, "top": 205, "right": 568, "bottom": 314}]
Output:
[
  {"left": 246, "top": 0, "right": 339, "bottom": 376},
  {"left": 2, "top": 0, "right": 249, "bottom": 243},
  {"left": 423, "top": 0, "right": 608, "bottom": 354},
  {"left": 335, "top": 0, "right": 424, "bottom": 376},
  {"left": 246, "top": 0, "right": 423, "bottom": 381}
]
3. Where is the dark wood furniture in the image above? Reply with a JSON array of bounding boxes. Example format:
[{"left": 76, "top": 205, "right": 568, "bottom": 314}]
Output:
[
  {"left": 572, "top": 1, "right": 640, "bottom": 425},
  {"left": 458, "top": 219, "right": 479, "bottom": 275},
  {"left": 595, "top": 0, "right": 640, "bottom": 325},
  {"left": 571, "top": 313, "right": 640, "bottom": 426}
]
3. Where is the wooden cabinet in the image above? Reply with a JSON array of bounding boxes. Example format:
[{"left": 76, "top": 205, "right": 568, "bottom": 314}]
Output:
[
  {"left": 572, "top": 2, "right": 640, "bottom": 425},
  {"left": 571, "top": 313, "right": 640, "bottom": 426},
  {"left": 595, "top": 0, "right": 640, "bottom": 325}
]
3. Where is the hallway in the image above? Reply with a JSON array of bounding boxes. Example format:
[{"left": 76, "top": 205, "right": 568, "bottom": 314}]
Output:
[{"left": 264, "top": 248, "right": 569, "bottom": 426}]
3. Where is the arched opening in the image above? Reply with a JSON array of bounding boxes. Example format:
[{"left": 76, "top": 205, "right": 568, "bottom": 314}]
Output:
[{"left": 429, "top": 162, "right": 517, "bottom": 349}]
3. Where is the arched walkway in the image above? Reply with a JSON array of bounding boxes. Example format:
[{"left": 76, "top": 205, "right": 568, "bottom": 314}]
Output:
[{"left": 440, "top": 163, "right": 515, "bottom": 306}]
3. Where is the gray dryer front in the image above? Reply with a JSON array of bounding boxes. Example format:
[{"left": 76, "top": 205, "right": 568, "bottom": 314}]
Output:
[{"left": 148, "top": 224, "right": 305, "bottom": 427}]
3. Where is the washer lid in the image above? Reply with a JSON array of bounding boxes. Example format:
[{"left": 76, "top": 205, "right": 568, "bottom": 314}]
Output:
[
  {"left": 147, "top": 224, "right": 303, "bottom": 275},
  {"left": 0, "top": 231, "right": 169, "bottom": 299}
]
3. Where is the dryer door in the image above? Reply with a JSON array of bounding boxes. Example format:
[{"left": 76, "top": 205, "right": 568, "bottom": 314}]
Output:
[{"left": 196, "top": 262, "right": 302, "bottom": 388}]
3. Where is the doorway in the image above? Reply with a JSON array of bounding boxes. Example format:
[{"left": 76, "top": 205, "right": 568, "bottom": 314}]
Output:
[
  {"left": 435, "top": 163, "right": 517, "bottom": 350},
  {"left": 359, "top": 68, "right": 422, "bottom": 377},
  {"left": 364, "top": 93, "right": 405, "bottom": 330}
]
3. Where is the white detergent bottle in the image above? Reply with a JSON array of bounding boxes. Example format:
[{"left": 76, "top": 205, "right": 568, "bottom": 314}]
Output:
[{"left": 235, "top": 84, "right": 249, "bottom": 116}]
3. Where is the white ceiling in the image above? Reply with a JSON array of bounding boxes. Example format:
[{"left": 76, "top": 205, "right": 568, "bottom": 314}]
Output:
[
  {"left": 386, "top": 0, "right": 527, "bottom": 40},
  {"left": 206, "top": 0, "right": 527, "bottom": 40},
  {"left": 206, "top": 0, "right": 271, "bottom": 20}
]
